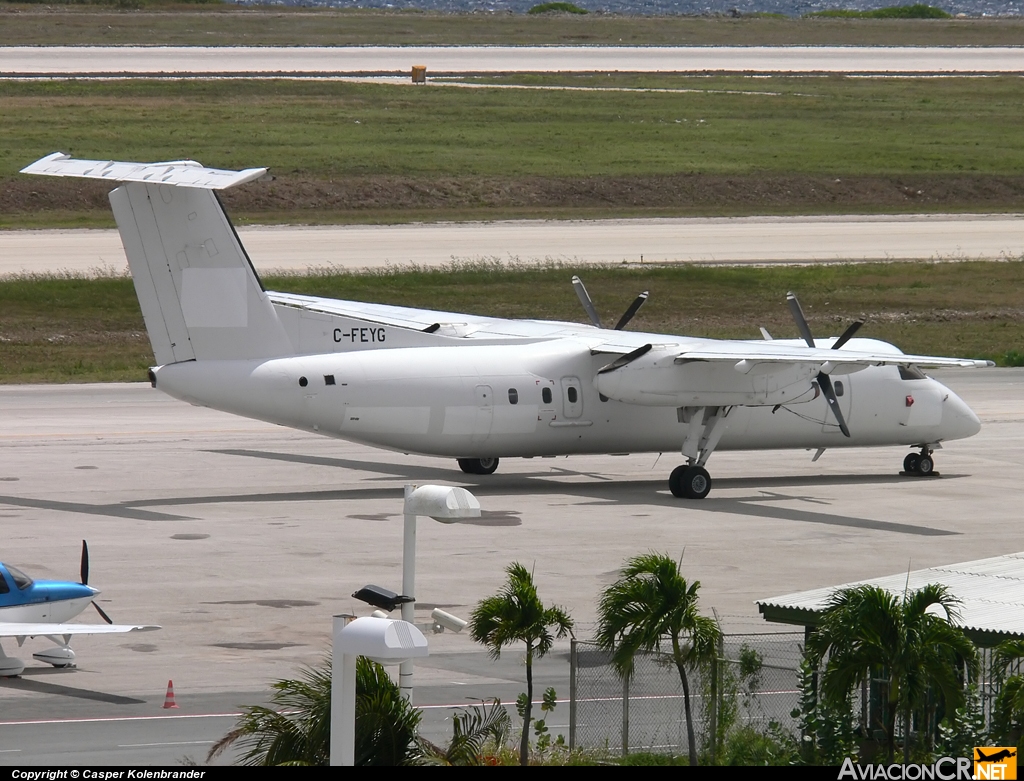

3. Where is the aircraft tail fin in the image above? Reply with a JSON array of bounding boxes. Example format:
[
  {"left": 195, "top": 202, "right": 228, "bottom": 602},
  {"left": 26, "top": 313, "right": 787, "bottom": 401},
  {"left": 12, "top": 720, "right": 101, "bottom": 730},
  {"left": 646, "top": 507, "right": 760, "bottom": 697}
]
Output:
[{"left": 21, "top": 153, "right": 293, "bottom": 364}]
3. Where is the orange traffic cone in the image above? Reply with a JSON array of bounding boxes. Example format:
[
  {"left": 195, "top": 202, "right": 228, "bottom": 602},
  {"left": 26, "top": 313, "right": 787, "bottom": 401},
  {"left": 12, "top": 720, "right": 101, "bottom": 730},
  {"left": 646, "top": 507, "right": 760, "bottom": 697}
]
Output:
[{"left": 163, "top": 679, "right": 179, "bottom": 709}]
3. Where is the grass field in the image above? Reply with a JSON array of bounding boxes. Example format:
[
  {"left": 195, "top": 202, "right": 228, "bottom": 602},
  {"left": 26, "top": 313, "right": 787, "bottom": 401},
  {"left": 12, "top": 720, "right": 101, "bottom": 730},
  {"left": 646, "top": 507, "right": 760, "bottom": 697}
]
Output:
[
  {"left": 2, "top": 5, "right": 1023, "bottom": 46},
  {"left": 4, "top": 76, "right": 1024, "bottom": 227},
  {"left": 2, "top": 261, "right": 1021, "bottom": 383}
]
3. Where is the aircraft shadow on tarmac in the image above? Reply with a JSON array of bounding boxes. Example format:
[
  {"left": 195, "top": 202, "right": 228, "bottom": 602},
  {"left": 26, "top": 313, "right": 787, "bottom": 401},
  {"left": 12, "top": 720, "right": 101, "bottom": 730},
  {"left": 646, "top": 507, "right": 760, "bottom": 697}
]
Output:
[
  {"left": 0, "top": 673, "right": 146, "bottom": 705},
  {"left": 0, "top": 448, "right": 961, "bottom": 538}
]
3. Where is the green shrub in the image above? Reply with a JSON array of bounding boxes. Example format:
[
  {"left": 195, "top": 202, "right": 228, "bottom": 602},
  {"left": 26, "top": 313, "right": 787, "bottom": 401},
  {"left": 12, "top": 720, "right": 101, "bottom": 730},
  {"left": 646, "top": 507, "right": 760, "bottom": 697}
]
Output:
[
  {"left": 806, "top": 5, "right": 952, "bottom": 19},
  {"left": 528, "top": 2, "right": 589, "bottom": 14}
]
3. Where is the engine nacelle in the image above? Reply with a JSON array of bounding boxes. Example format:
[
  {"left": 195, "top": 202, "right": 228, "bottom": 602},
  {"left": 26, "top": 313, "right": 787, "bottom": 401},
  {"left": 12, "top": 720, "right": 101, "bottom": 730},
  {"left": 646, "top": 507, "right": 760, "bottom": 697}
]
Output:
[{"left": 595, "top": 350, "right": 820, "bottom": 407}]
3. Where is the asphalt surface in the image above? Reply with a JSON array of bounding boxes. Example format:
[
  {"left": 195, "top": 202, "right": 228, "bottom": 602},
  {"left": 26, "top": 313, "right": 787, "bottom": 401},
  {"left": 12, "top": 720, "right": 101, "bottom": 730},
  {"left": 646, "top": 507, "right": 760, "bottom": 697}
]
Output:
[
  {"left": 3, "top": 214, "right": 1023, "bottom": 277},
  {"left": 0, "top": 368, "right": 1021, "bottom": 763},
  {"left": 2, "top": 46, "right": 1024, "bottom": 76}
]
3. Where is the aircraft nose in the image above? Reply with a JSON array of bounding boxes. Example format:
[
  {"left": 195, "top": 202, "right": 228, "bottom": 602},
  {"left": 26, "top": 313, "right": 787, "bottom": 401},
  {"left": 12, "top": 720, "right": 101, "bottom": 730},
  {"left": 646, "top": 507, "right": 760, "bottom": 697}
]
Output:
[{"left": 940, "top": 387, "right": 981, "bottom": 440}]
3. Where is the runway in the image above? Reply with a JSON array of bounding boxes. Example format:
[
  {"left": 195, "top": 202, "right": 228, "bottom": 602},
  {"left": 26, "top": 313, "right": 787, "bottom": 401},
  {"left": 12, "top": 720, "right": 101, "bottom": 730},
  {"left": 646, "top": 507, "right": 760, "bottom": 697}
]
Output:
[
  {"left": 2, "top": 45, "right": 1024, "bottom": 76},
  {"left": 3, "top": 213, "right": 1022, "bottom": 276},
  {"left": 0, "top": 369, "right": 1022, "bottom": 762}
]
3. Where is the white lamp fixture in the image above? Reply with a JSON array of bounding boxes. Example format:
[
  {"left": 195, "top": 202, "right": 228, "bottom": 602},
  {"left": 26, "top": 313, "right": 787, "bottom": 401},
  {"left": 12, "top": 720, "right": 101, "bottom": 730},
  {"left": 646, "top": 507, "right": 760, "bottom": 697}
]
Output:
[{"left": 331, "top": 615, "right": 428, "bottom": 766}]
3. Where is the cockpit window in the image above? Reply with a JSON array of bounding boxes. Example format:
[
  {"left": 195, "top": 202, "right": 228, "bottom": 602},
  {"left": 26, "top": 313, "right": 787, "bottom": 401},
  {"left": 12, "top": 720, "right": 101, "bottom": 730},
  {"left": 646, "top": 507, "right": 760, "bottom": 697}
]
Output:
[
  {"left": 899, "top": 365, "right": 928, "bottom": 381},
  {"left": 0, "top": 573, "right": 9, "bottom": 594},
  {"left": 6, "top": 565, "right": 32, "bottom": 590}
]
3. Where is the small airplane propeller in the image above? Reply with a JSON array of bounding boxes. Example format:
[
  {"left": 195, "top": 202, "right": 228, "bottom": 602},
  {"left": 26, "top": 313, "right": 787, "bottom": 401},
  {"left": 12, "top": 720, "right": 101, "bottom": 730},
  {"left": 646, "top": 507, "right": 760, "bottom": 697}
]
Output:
[
  {"left": 572, "top": 276, "right": 649, "bottom": 331},
  {"left": 80, "top": 540, "right": 113, "bottom": 625},
  {"left": 786, "top": 292, "right": 861, "bottom": 439}
]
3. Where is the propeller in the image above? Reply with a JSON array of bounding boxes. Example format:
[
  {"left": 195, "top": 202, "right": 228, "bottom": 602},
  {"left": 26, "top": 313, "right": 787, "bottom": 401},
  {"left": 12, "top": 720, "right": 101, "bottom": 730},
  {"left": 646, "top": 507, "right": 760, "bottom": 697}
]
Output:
[
  {"left": 786, "top": 292, "right": 852, "bottom": 438},
  {"left": 571, "top": 276, "right": 649, "bottom": 331},
  {"left": 80, "top": 540, "right": 113, "bottom": 624}
]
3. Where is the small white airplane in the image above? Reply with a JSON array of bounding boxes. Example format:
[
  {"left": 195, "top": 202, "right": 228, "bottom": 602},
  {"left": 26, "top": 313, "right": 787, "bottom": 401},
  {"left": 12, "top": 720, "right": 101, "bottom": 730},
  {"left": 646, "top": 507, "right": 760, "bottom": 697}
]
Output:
[
  {"left": 0, "top": 541, "right": 159, "bottom": 676},
  {"left": 22, "top": 153, "right": 991, "bottom": 500}
]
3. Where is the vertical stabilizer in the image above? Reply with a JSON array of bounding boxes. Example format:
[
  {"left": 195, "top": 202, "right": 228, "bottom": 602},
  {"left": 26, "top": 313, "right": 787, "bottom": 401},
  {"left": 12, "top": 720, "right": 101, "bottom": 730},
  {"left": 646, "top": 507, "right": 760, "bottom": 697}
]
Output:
[{"left": 21, "top": 153, "right": 294, "bottom": 364}]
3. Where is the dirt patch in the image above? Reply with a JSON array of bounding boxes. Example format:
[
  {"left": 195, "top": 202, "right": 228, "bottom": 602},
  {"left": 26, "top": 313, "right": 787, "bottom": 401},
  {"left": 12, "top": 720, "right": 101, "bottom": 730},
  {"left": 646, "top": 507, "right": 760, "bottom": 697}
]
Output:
[{"left": 5, "top": 173, "right": 1024, "bottom": 224}]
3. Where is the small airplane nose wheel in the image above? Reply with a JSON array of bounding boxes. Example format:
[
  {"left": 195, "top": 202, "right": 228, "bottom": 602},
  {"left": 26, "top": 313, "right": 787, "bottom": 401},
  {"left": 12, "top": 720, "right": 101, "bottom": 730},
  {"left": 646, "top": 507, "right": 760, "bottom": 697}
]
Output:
[{"left": 669, "top": 464, "right": 712, "bottom": 500}]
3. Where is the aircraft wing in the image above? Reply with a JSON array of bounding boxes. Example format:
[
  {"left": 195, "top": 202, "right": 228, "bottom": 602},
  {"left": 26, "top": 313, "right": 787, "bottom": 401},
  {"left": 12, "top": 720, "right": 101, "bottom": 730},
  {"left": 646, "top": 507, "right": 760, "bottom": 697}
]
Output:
[
  {"left": 674, "top": 344, "right": 993, "bottom": 369},
  {"left": 0, "top": 623, "right": 160, "bottom": 639}
]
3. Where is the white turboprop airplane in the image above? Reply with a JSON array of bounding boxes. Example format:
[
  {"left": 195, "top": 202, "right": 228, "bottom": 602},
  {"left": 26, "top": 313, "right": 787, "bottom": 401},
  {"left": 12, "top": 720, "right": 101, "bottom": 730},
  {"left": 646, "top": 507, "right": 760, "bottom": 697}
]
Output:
[
  {"left": 0, "top": 541, "right": 160, "bottom": 676},
  {"left": 22, "top": 153, "right": 991, "bottom": 500}
]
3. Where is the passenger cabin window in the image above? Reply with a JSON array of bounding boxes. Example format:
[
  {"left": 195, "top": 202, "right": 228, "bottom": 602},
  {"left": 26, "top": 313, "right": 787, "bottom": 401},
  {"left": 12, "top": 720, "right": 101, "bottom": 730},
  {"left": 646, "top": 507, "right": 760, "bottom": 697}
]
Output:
[
  {"left": 834, "top": 381, "right": 845, "bottom": 397},
  {"left": 542, "top": 387, "right": 553, "bottom": 405},
  {"left": 567, "top": 387, "right": 578, "bottom": 404},
  {"left": 899, "top": 365, "right": 927, "bottom": 381},
  {"left": 508, "top": 388, "right": 518, "bottom": 405},
  {"left": 324, "top": 375, "right": 336, "bottom": 386}
]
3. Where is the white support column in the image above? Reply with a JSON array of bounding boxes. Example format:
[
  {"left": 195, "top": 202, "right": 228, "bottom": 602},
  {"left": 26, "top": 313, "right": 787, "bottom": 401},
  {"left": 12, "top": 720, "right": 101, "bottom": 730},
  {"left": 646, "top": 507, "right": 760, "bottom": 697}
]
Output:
[
  {"left": 330, "top": 614, "right": 357, "bottom": 766},
  {"left": 400, "top": 484, "right": 417, "bottom": 701}
]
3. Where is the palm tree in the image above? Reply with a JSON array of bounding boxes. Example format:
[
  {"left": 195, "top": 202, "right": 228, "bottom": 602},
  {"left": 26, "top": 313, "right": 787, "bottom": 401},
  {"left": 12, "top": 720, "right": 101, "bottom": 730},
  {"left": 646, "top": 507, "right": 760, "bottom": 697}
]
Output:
[
  {"left": 991, "top": 639, "right": 1024, "bottom": 750},
  {"left": 415, "top": 698, "right": 512, "bottom": 765},
  {"left": 807, "top": 583, "right": 976, "bottom": 763},
  {"left": 469, "top": 562, "right": 574, "bottom": 766},
  {"left": 594, "top": 552, "right": 721, "bottom": 766},
  {"left": 207, "top": 656, "right": 421, "bottom": 766}
]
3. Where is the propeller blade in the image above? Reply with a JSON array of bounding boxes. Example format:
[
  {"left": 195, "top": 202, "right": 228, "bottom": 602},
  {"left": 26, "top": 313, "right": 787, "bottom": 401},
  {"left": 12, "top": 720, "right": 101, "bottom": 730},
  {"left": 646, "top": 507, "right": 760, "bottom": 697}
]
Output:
[
  {"left": 831, "top": 320, "right": 864, "bottom": 350},
  {"left": 598, "top": 343, "right": 653, "bottom": 374},
  {"left": 92, "top": 600, "right": 114, "bottom": 625},
  {"left": 786, "top": 291, "right": 816, "bottom": 349},
  {"left": 80, "top": 540, "right": 89, "bottom": 586},
  {"left": 572, "top": 276, "right": 603, "bottom": 329},
  {"left": 817, "top": 372, "right": 851, "bottom": 438},
  {"left": 613, "top": 291, "right": 649, "bottom": 331}
]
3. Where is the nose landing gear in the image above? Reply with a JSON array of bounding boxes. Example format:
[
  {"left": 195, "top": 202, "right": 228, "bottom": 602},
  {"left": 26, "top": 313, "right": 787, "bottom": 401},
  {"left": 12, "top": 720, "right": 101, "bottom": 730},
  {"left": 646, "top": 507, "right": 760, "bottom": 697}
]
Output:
[
  {"left": 457, "top": 457, "right": 499, "bottom": 475},
  {"left": 903, "top": 447, "right": 938, "bottom": 477}
]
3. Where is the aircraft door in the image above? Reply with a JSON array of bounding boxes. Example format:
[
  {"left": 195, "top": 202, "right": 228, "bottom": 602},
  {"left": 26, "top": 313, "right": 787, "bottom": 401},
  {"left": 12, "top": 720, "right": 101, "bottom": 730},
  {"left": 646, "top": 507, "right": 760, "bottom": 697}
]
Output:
[
  {"left": 561, "top": 377, "right": 584, "bottom": 419},
  {"left": 472, "top": 384, "right": 494, "bottom": 444},
  {"left": 820, "top": 377, "right": 853, "bottom": 434}
]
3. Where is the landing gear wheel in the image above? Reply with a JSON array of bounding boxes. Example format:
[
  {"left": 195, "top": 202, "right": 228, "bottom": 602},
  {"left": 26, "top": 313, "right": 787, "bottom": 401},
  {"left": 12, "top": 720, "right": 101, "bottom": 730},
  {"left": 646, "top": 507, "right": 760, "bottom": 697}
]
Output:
[
  {"left": 457, "top": 457, "right": 499, "bottom": 475},
  {"left": 669, "top": 465, "right": 712, "bottom": 500},
  {"left": 916, "top": 454, "right": 934, "bottom": 476},
  {"left": 904, "top": 453, "right": 920, "bottom": 474}
]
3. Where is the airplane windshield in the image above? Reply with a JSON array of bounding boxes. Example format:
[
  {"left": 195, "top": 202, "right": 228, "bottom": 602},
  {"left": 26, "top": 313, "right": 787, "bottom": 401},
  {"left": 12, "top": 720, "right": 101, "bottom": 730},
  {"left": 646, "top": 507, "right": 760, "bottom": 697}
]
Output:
[
  {"left": 5, "top": 565, "right": 33, "bottom": 590},
  {"left": 899, "top": 365, "right": 928, "bottom": 381}
]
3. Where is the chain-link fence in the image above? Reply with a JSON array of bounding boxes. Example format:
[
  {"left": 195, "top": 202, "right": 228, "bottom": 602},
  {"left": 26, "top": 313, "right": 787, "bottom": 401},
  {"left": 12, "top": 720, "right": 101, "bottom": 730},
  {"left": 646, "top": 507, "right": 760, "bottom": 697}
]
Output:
[
  {"left": 570, "top": 633, "right": 1023, "bottom": 758},
  {"left": 569, "top": 632, "right": 804, "bottom": 756}
]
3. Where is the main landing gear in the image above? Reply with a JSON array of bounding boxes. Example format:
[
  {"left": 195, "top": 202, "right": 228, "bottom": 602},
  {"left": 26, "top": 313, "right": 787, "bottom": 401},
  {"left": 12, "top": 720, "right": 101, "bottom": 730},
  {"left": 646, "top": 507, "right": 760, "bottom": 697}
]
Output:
[
  {"left": 903, "top": 447, "right": 938, "bottom": 477},
  {"left": 458, "top": 457, "right": 499, "bottom": 475},
  {"left": 670, "top": 465, "right": 712, "bottom": 499},
  {"left": 668, "top": 406, "right": 731, "bottom": 500}
]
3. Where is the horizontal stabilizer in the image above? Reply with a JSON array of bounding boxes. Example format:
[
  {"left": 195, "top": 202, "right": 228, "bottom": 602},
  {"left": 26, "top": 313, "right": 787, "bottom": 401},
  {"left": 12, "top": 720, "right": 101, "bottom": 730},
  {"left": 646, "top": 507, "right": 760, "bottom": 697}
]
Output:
[{"left": 21, "top": 152, "right": 266, "bottom": 190}]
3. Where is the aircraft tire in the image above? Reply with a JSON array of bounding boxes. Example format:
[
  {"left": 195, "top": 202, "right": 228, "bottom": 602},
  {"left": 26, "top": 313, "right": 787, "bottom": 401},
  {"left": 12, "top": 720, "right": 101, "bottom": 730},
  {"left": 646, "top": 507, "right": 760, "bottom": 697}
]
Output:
[
  {"left": 457, "top": 457, "right": 499, "bottom": 475},
  {"left": 917, "top": 454, "right": 934, "bottom": 475},
  {"left": 903, "top": 453, "right": 920, "bottom": 474},
  {"left": 670, "top": 465, "right": 712, "bottom": 499}
]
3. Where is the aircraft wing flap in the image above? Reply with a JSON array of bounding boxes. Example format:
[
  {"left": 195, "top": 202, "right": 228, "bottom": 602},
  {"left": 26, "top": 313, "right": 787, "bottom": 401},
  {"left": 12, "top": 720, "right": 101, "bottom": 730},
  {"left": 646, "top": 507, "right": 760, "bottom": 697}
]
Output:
[
  {"left": 0, "top": 623, "right": 160, "bottom": 637},
  {"left": 21, "top": 152, "right": 265, "bottom": 190}
]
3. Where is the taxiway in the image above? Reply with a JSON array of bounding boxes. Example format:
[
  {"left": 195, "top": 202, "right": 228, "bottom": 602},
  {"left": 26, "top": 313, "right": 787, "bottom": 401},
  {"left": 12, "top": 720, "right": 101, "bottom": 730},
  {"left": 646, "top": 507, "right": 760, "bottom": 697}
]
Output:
[{"left": 2, "top": 214, "right": 1022, "bottom": 276}]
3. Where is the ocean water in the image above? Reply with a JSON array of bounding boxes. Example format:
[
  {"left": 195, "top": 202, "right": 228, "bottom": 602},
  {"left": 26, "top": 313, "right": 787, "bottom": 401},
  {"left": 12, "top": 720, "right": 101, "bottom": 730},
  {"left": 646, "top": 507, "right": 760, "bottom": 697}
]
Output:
[{"left": 244, "top": 0, "right": 1024, "bottom": 17}]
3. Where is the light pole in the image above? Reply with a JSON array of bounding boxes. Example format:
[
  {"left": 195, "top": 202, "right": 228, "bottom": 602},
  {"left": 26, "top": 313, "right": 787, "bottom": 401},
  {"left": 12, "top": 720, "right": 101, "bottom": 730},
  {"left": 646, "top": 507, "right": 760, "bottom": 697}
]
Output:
[{"left": 400, "top": 484, "right": 480, "bottom": 700}]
